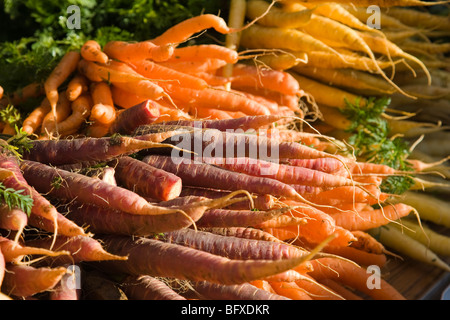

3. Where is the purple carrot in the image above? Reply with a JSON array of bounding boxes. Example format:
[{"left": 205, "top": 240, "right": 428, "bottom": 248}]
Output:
[
  {"left": 109, "top": 100, "right": 160, "bottom": 135},
  {"left": 22, "top": 135, "right": 184, "bottom": 165},
  {"left": 111, "top": 156, "right": 182, "bottom": 201},
  {"left": 20, "top": 160, "right": 186, "bottom": 216},
  {"left": 280, "top": 157, "right": 347, "bottom": 175},
  {"left": 160, "top": 228, "right": 308, "bottom": 260},
  {"left": 188, "top": 281, "right": 290, "bottom": 300},
  {"left": 142, "top": 155, "right": 306, "bottom": 202},
  {"left": 196, "top": 207, "right": 290, "bottom": 228},
  {"left": 96, "top": 235, "right": 315, "bottom": 285},
  {"left": 26, "top": 235, "right": 128, "bottom": 264},
  {"left": 120, "top": 275, "right": 186, "bottom": 300},
  {"left": 201, "top": 227, "right": 284, "bottom": 243},
  {"left": 160, "top": 115, "right": 287, "bottom": 132},
  {"left": 180, "top": 187, "right": 276, "bottom": 211},
  {"left": 199, "top": 156, "right": 359, "bottom": 188},
  {"left": 64, "top": 191, "right": 249, "bottom": 236}
]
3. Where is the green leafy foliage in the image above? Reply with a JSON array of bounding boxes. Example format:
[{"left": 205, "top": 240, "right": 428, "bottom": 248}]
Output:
[
  {"left": 0, "top": 182, "right": 34, "bottom": 215},
  {"left": 340, "top": 96, "right": 414, "bottom": 194}
]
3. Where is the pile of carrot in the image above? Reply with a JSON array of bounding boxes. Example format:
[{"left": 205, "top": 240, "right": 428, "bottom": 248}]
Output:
[{"left": 0, "top": 1, "right": 449, "bottom": 301}]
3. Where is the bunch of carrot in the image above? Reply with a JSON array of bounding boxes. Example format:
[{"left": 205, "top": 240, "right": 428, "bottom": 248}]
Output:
[{"left": 0, "top": 3, "right": 448, "bottom": 301}]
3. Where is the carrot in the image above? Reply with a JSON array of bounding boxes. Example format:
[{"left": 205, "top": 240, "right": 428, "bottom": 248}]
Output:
[
  {"left": 151, "top": 14, "right": 234, "bottom": 47},
  {"left": 203, "top": 226, "right": 285, "bottom": 243},
  {"left": 110, "top": 85, "right": 147, "bottom": 109},
  {"left": 328, "top": 203, "right": 415, "bottom": 231},
  {"left": 111, "top": 156, "right": 182, "bottom": 201},
  {"left": 188, "top": 280, "right": 290, "bottom": 300},
  {"left": 0, "top": 236, "right": 69, "bottom": 264},
  {"left": 44, "top": 51, "right": 81, "bottom": 131},
  {"left": 163, "top": 114, "right": 287, "bottom": 132},
  {"left": 281, "top": 157, "right": 346, "bottom": 175},
  {"left": 0, "top": 82, "right": 45, "bottom": 107},
  {"left": 80, "top": 40, "right": 109, "bottom": 64},
  {"left": 308, "top": 257, "right": 406, "bottom": 300},
  {"left": 383, "top": 6, "right": 450, "bottom": 31},
  {"left": 27, "top": 210, "right": 87, "bottom": 237},
  {"left": 103, "top": 40, "right": 174, "bottom": 63},
  {"left": 0, "top": 150, "right": 61, "bottom": 240},
  {"left": 40, "top": 93, "right": 72, "bottom": 136},
  {"left": 56, "top": 93, "right": 93, "bottom": 136},
  {"left": 196, "top": 206, "right": 291, "bottom": 228},
  {"left": 20, "top": 160, "right": 187, "bottom": 216},
  {"left": 108, "top": 100, "right": 160, "bottom": 135},
  {"left": 269, "top": 281, "right": 313, "bottom": 300},
  {"left": 290, "top": 72, "right": 367, "bottom": 110},
  {"left": 323, "top": 245, "right": 387, "bottom": 268},
  {"left": 23, "top": 134, "right": 184, "bottom": 165},
  {"left": 96, "top": 234, "right": 316, "bottom": 285},
  {"left": 240, "top": 23, "right": 342, "bottom": 56},
  {"left": 65, "top": 192, "right": 248, "bottom": 236},
  {"left": 21, "top": 98, "right": 52, "bottom": 135},
  {"left": 120, "top": 275, "right": 187, "bottom": 300},
  {"left": 0, "top": 205, "right": 27, "bottom": 235},
  {"left": 132, "top": 59, "right": 209, "bottom": 90},
  {"left": 142, "top": 155, "right": 310, "bottom": 202},
  {"left": 49, "top": 267, "right": 81, "bottom": 300},
  {"left": 316, "top": 278, "right": 363, "bottom": 300},
  {"left": 169, "top": 44, "right": 239, "bottom": 64},
  {"left": 369, "top": 225, "right": 450, "bottom": 272},
  {"left": 228, "top": 63, "right": 301, "bottom": 96},
  {"left": 111, "top": 78, "right": 175, "bottom": 107},
  {"left": 284, "top": 0, "right": 450, "bottom": 7},
  {"left": 77, "top": 59, "right": 146, "bottom": 84},
  {"left": 0, "top": 248, "right": 4, "bottom": 288},
  {"left": 85, "top": 121, "right": 110, "bottom": 138},
  {"left": 89, "top": 81, "right": 116, "bottom": 125},
  {"left": 390, "top": 219, "right": 450, "bottom": 257},
  {"left": 66, "top": 74, "right": 89, "bottom": 101},
  {"left": 26, "top": 235, "right": 127, "bottom": 263},
  {"left": 161, "top": 84, "right": 271, "bottom": 116},
  {"left": 246, "top": 0, "right": 313, "bottom": 28},
  {"left": 199, "top": 156, "right": 360, "bottom": 188},
  {"left": 391, "top": 191, "right": 450, "bottom": 228},
  {"left": 160, "top": 227, "right": 309, "bottom": 261},
  {"left": 2, "top": 264, "right": 67, "bottom": 298}
]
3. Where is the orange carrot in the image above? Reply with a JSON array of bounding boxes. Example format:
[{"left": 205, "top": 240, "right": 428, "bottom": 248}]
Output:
[
  {"left": 110, "top": 85, "right": 148, "bottom": 109},
  {"left": 103, "top": 40, "right": 174, "bottom": 63},
  {"left": 328, "top": 203, "right": 415, "bottom": 231},
  {"left": 269, "top": 281, "right": 313, "bottom": 300},
  {"left": 2, "top": 264, "right": 67, "bottom": 298},
  {"left": 132, "top": 59, "right": 208, "bottom": 90},
  {"left": 308, "top": 257, "right": 406, "bottom": 300},
  {"left": 66, "top": 73, "right": 89, "bottom": 101},
  {"left": 323, "top": 245, "right": 387, "bottom": 268},
  {"left": 56, "top": 94, "right": 93, "bottom": 135},
  {"left": 157, "top": 58, "right": 228, "bottom": 75},
  {"left": 77, "top": 59, "right": 147, "bottom": 84},
  {"left": 90, "top": 82, "right": 116, "bottom": 125},
  {"left": 317, "top": 278, "right": 363, "bottom": 300},
  {"left": 150, "top": 14, "right": 234, "bottom": 46},
  {"left": 40, "top": 93, "right": 72, "bottom": 136},
  {"left": 44, "top": 51, "right": 81, "bottom": 130},
  {"left": 161, "top": 84, "right": 271, "bottom": 115},
  {"left": 0, "top": 82, "right": 45, "bottom": 107},
  {"left": 80, "top": 40, "right": 109, "bottom": 64},
  {"left": 169, "top": 44, "right": 239, "bottom": 63}
]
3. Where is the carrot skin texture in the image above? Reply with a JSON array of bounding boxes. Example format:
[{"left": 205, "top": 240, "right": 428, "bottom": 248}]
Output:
[
  {"left": 109, "top": 100, "right": 160, "bottom": 135},
  {"left": 111, "top": 156, "right": 182, "bottom": 201},
  {"left": 20, "top": 160, "right": 181, "bottom": 216},
  {"left": 2, "top": 264, "right": 67, "bottom": 298},
  {"left": 142, "top": 155, "right": 303, "bottom": 201},
  {"left": 96, "top": 235, "right": 314, "bottom": 285},
  {"left": 0, "top": 249, "right": 4, "bottom": 287},
  {"left": 0, "top": 205, "right": 27, "bottom": 232},
  {"left": 120, "top": 275, "right": 186, "bottom": 300},
  {"left": 161, "top": 227, "right": 307, "bottom": 260},
  {"left": 189, "top": 281, "right": 291, "bottom": 300}
]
